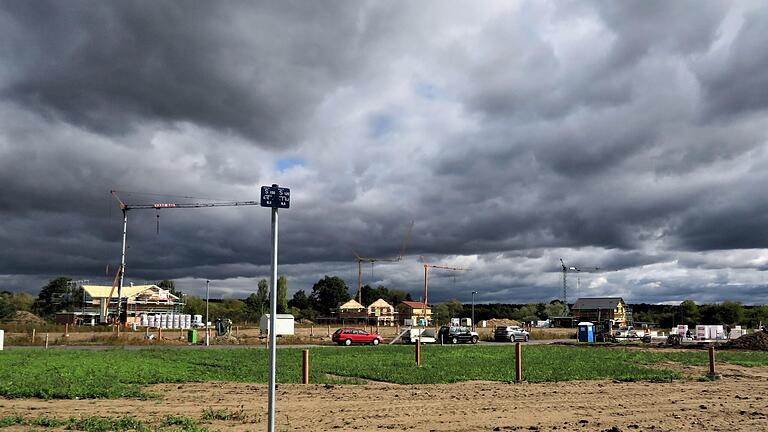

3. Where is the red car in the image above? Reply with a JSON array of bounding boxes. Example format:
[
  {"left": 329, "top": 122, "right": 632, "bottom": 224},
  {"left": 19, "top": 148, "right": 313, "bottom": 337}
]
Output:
[{"left": 332, "top": 328, "right": 383, "bottom": 346}]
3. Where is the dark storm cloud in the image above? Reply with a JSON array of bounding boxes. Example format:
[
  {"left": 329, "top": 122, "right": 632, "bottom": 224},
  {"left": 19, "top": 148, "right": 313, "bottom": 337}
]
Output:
[
  {"left": 0, "top": 1, "right": 767, "bottom": 304},
  {"left": 0, "top": 1, "right": 368, "bottom": 145}
]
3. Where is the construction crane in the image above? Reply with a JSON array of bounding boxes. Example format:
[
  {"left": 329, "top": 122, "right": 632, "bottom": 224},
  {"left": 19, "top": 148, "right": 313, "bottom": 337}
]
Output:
[
  {"left": 419, "top": 256, "right": 470, "bottom": 312},
  {"left": 353, "top": 221, "right": 413, "bottom": 303},
  {"left": 560, "top": 258, "right": 599, "bottom": 309},
  {"left": 110, "top": 190, "right": 261, "bottom": 325}
]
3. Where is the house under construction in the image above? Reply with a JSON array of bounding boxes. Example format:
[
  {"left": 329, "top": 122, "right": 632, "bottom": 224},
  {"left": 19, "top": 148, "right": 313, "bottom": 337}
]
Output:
[{"left": 55, "top": 284, "right": 184, "bottom": 325}]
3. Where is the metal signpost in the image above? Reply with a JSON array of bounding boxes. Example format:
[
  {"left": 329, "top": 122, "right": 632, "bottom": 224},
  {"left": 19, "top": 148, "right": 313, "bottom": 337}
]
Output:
[{"left": 261, "top": 184, "right": 290, "bottom": 432}]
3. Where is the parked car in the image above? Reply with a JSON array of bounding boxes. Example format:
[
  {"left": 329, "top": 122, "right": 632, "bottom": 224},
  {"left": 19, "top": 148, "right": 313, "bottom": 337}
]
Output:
[
  {"left": 438, "top": 325, "right": 479, "bottom": 344},
  {"left": 402, "top": 328, "right": 436, "bottom": 344},
  {"left": 493, "top": 326, "right": 529, "bottom": 342},
  {"left": 332, "top": 328, "right": 383, "bottom": 346}
]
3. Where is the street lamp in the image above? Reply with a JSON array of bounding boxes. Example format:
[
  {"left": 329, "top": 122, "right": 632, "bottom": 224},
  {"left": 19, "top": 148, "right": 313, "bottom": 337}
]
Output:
[
  {"left": 471, "top": 291, "right": 478, "bottom": 331},
  {"left": 205, "top": 279, "right": 210, "bottom": 347}
]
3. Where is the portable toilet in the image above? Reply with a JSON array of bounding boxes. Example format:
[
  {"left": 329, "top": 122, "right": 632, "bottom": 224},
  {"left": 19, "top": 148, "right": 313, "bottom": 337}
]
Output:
[{"left": 578, "top": 322, "right": 595, "bottom": 343}]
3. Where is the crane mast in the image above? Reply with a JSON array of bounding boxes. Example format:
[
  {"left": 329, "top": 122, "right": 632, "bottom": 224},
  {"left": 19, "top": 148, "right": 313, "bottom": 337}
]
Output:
[
  {"left": 353, "top": 221, "right": 414, "bottom": 303},
  {"left": 109, "top": 190, "right": 260, "bottom": 327},
  {"left": 419, "top": 256, "right": 469, "bottom": 320},
  {"left": 560, "top": 258, "right": 599, "bottom": 312}
]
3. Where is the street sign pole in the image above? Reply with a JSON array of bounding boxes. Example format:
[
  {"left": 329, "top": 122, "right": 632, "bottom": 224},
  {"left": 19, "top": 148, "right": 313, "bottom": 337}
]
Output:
[
  {"left": 267, "top": 205, "right": 278, "bottom": 432},
  {"left": 262, "top": 183, "right": 289, "bottom": 432}
]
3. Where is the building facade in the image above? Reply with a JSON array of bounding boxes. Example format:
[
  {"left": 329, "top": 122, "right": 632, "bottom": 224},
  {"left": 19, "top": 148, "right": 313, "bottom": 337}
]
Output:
[
  {"left": 571, "top": 297, "right": 628, "bottom": 327},
  {"left": 396, "top": 301, "right": 432, "bottom": 326},
  {"left": 367, "top": 298, "right": 397, "bottom": 326}
]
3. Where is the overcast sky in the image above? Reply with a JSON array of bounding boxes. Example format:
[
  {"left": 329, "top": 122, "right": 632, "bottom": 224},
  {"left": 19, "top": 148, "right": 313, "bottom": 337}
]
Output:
[{"left": 1, "top": 1, "right": 768, "bottom": 305}]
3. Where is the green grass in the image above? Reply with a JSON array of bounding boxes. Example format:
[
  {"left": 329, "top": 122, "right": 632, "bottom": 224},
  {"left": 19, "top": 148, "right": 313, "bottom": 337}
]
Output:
[
  {"left": 2, "top": 345, "right": 768, "bottom": 399},
  {"left": 0, "top": 414, "right": 210, "bottom": 431}
]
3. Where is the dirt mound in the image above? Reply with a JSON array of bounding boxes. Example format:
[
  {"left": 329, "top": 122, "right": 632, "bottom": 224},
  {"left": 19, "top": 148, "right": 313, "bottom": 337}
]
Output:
[
  {"left": 486, "top": 318, "right": 521, "bottom": 328},
  {"left": 725, "top": 331, "right": 768, "bottom": 351},
  {"left": 9, "top": 311, "right": 45, "bottom": 324}
]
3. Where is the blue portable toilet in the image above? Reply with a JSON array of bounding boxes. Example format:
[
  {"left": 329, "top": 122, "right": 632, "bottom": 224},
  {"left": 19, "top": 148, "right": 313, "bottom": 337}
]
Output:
[{"left": 577, "top": 322, "right": 595, "bottom": 343}]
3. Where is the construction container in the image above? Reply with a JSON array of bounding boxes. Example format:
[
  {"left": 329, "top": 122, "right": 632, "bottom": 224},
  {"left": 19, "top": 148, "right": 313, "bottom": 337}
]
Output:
[
  {"left": 260, "top": 314, "right": 295, "bottom": 335},
  {"left": 187, "top": 329, "right": 198, "bottom": 344},
  {"left": 696, "top": 325, "right": 725, "bottom": 340},
  {"left": 578, "top": 322, "right": 595, "bottom": 343},
  {"left": 730, "top": 326, "right": 744, "bottom": 339}
]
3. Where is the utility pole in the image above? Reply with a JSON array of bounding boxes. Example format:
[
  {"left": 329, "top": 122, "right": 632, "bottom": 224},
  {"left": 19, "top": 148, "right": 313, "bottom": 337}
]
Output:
[
  {"left": 471, "top": 291, "right": 478, "bottom": 331},
  {"left": 205, "top": 280, "right": 210, "bottom": 347}
]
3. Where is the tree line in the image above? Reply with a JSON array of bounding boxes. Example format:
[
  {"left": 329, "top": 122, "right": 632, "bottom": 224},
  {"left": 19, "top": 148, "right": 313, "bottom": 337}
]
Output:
[{"left": 3, "top": 276, "right": 768, "bottom": 328}]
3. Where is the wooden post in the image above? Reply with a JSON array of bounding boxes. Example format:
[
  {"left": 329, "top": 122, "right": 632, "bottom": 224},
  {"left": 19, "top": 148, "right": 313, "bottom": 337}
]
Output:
[
  {"left": 235, "top": 326, "right": 239, "bottom": 338},
  {"left": 145, "top": 327, "right": 149, "bottom": 338},
  {"left": 45, "top": 333, "right": 49, "bottom": 349},
  {"left": 707, "top": 346, "right": 721, "bottom": 379},
  {"left": 159, "top": 327, "right": 163, "bottom": 340},
  {"left": 327, "top": 323, "right": 331, "bottom": 337},
  {"left": 310, "top": 325, "right": 314, "bottom": 337},
  {"left": 515, "top": 342, "right": 523, "bottom": 383},
  {"left": 415, "top": 337, "right": 421, "bottom": 367},
  {"left": 302, "top": 349, "right": 310, "bottom": 384},
  {"left": 31, "top": 328, "right": 36, "bottom": 344},
  {"left": 64, "top": 323, "right": 69, "bottom": 337}
]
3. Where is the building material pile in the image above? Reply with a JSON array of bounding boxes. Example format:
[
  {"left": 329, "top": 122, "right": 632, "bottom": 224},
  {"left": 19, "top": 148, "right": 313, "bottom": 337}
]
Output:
[
  {"left": 724, "top": 331, "right": 768, "bottom": 351},
  {"left": 8, "top": 311, "right": 45, "bottom": 324},
  {"left": 486, "top": 318, "right": 521, "bottom": 328}
]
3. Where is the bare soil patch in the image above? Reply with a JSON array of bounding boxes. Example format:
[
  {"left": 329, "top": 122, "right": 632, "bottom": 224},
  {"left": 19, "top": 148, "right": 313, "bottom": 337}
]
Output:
[{"left": 2, "top": 371, "right": 768, "bottom": 431}]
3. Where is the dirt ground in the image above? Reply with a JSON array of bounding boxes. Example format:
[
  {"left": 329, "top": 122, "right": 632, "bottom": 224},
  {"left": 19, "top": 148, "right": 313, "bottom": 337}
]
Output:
[
  {"left": 2, "top": 363, "right": 768, "bottom": 431},
  {"left": 3, "top": 325, "right": 575, "bottom": 347}
]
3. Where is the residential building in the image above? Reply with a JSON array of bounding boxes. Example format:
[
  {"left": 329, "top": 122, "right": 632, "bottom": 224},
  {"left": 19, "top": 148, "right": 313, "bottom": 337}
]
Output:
[
  {"left": 336, "top": 299, "right": 368, "bottom": 321},
  {"left": 571, "top": 297, "right": 629, "bottom": 327},
  {"left": 367, "top": 298, "right": 397, "bottom": 326},
  {"left": 397, "top": 301, "right": 432, "bottom": 326},
  {"left": 69, "top": 284, "right": 184, "bottom": 324}
]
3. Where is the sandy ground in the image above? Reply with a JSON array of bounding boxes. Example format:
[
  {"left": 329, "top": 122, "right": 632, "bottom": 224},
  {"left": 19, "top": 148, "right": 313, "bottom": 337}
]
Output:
[{"left": 1, "top": 363, "right": 768, "bottom": 431}]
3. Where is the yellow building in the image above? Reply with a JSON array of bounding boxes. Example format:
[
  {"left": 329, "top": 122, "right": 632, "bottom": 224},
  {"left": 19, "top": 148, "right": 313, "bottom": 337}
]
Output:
[{"left": 396, "top": 301, "right": 432, "bottom": 326}]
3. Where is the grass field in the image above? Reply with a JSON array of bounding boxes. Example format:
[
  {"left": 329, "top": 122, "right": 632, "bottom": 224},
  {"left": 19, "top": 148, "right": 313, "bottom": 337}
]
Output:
[{"left": 1, "top": 345, "right": 768, "bottom": 399}]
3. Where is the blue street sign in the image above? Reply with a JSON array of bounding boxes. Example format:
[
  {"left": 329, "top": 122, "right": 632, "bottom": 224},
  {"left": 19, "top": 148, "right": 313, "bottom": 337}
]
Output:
[{"left": 260, "top": 185, "right": 290, "bottom": 209}]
